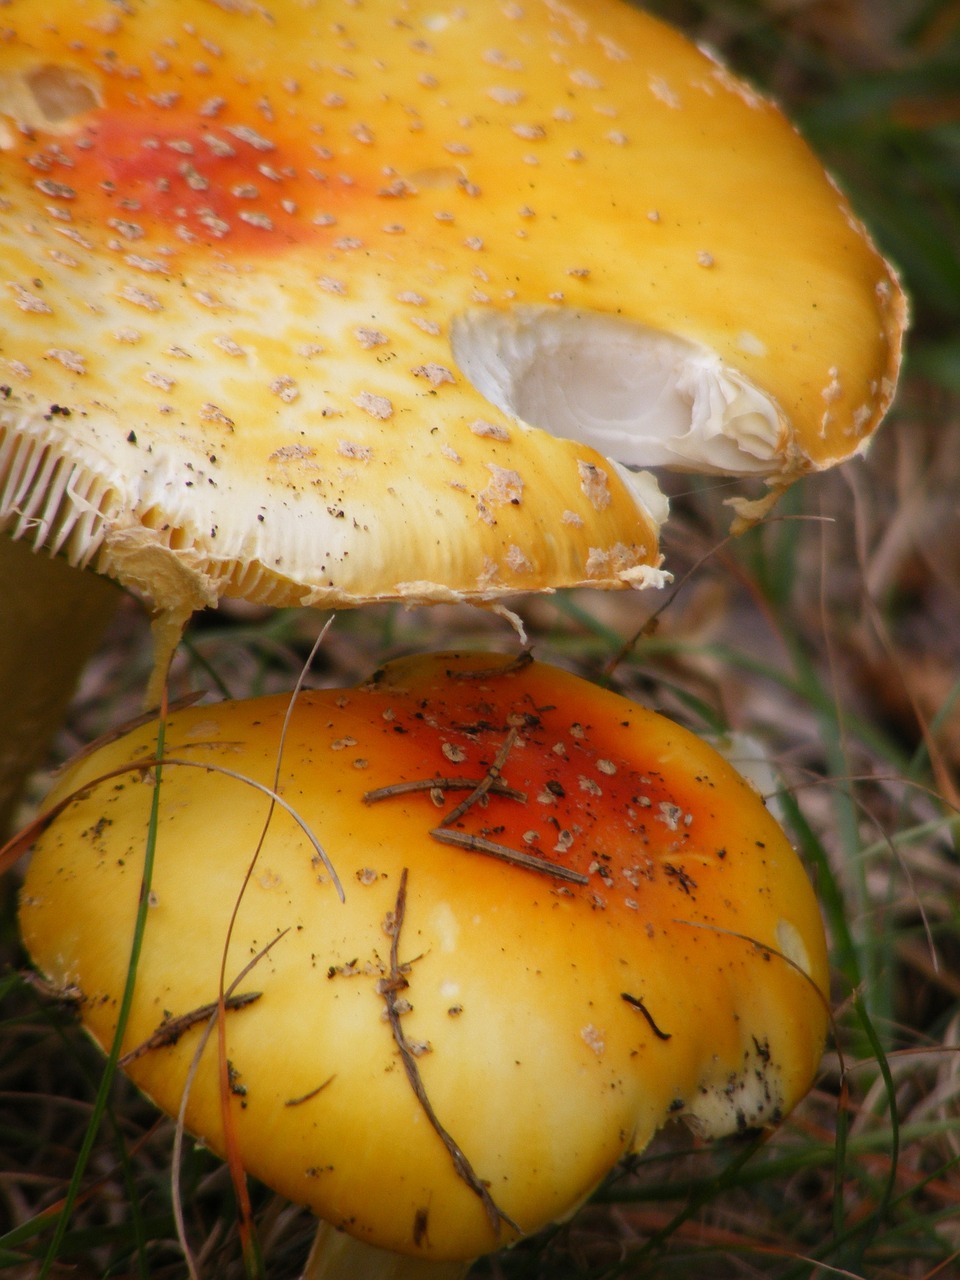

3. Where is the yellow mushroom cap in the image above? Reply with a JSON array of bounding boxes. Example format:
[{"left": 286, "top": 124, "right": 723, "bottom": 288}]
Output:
[
  {"left": 0, "top": 0, "right": 903, "bottom": 629},
  {"left": 20, "top": 651, "right": 829, "bottom": 1263}
]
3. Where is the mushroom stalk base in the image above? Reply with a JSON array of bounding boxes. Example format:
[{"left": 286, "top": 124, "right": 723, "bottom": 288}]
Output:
[
  {"left": 0, "top": 537, "right": 118, "bottom": 836},
  {"left": 302, "top": 1222, "right": 470, "bottom": 1280}
]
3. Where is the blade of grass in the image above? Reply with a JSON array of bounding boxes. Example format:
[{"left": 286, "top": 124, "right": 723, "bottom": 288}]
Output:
[{"left": 36, "top": 710, "right": 167, "bottom": 1277}]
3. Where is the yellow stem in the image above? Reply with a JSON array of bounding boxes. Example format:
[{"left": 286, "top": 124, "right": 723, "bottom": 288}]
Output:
[{"left": 301, "top": 1221, "right": 471, "bottom": 1280}]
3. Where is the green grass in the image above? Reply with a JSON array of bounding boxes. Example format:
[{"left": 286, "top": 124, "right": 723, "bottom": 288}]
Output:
[{"left": 3, "top": 2, "right": 960, "bottom": 1277}]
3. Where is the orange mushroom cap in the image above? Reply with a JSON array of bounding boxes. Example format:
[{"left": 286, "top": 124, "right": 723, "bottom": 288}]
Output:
[
  {"left": 0, "top": 0, "right": 903, "bottom": 639},
  {"left": 20, "top": 651, "right": 830, "bottom": 1264}
]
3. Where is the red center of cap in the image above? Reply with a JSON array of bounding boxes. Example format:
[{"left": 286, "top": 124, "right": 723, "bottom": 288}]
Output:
[{"left": 23, "top": 102, "right": 368, "bottom": 259}]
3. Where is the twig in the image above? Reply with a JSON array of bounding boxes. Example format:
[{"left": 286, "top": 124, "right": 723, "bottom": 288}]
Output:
[
  {"left": 285, "top": 1076, "right": 335, "bottom": 1107},
  {"left": 621, "top": 992, "right": 672, "bottom": 1041},
  {"left": 119, "top": 992, "right": 262, "bottom": 1066},
  {"left": 380, "top": 869, "right": 521, "bottom": 1241},
  {"left": 439, "top": 727, "right": 519, "bottom": 827},
  {"left": 430, "top": 828, "right": 589, "bottom": 886},
  {"left": 363, "top": 777, "right": 525, "bottom": 806}
]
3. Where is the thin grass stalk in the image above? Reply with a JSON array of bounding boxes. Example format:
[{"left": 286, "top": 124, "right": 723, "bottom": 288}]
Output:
[{"left": 37, "top": 710, "right": 167, "bottom": 1276}]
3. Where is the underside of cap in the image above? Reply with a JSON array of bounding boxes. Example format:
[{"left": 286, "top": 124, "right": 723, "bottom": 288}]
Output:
[
  {"left": 0, "top": 393, "right": 667, "bottom": 614},
  {"left": 0, "top": 0, "right": 904, "bottom": 625}
]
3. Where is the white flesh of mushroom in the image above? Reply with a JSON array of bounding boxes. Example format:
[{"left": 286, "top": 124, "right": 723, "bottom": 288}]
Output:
[{"left": 451, "top": 307, "right": 785, "bottom": 475}]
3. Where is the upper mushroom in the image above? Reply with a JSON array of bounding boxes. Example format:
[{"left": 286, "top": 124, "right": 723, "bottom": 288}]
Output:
[{"left": 0, "top": 0, "right": 904, "bottom": 633}]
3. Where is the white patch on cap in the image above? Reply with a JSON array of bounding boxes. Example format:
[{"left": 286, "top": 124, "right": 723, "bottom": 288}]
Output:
[
  {"left": 776, "top": 918, "right": 812, "bottom": 979},
  {"left": 451, "top": 306, "right": 785, "bottom": 475}
]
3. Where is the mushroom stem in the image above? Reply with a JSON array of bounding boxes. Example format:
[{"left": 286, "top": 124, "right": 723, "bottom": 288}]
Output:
[
  {"left": 302, "top": 1222, "right": 470, "bottom": 1280},
  {"left": 0, "top": 537, "right": 118, "bottom": 835}
]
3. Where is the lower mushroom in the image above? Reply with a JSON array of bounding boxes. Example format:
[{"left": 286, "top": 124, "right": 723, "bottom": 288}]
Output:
[{"left": 19, "top": 651, "right": 829, "bottom": 1275}]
